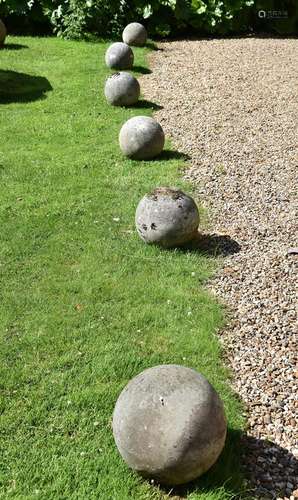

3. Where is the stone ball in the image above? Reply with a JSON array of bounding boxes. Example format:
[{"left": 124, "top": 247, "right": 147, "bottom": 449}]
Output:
[
  {"left": 122, "top": 22, "right": 147, "bottom": 47},
  {"left": 105, "top": 42, "right": 134, "bottom": 70},
  {"left": 119, "top": 116, "right": 165, "bottom": 160},
  {"left": 135, "top": 187, "right": 199, "bottom": 248},
  {"left": 113, "top": 364, "right": 227, "bottom": 486},
  {"left": 0, "top": 19, "right": 7, "bottom": 45},
  {"left": 104, "top": 72, "right": 140, "bottom": 107}
]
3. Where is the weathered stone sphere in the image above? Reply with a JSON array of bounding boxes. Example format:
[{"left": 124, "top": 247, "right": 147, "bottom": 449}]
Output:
[
  {"left": 113, "top": 364, "right": 227, "bottom": 485},
  {"left": 135, "top": 187, "right": 199, "bottom": 248},
  {"left": 104, "top": 72, "right": 140, "bottom": 107},
  {"left": 105, "top": 42, "right": 134, "bottom": 70},
  {"left": 122, "top": 22, "right": 147, "bottom": 47},
  {"left": 0, "top": 19, "right": 7, "bottom": 46},
  {"left": 119, "top": 116, "right": 165, "bottom": 160}
]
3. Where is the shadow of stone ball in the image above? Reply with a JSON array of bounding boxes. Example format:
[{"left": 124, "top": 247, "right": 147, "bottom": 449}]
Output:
[
  {"left": 135, "top": 187, "right": 199, "bottom": 248},
  {"left": 105, "top": 42, "right": 134, "bottom": 70},
  {"left": 0, "top": 19, "right": 7, "bottom": 46},
  {"left": 104, "top": 72, "right": 140, "bottom": 106},
  {"left": 119, "top": 116, "right": 165, "bottom": 160},
  {"left": 113, "top": 364, "right": 227, "bottom": 486},
  {"left": 122, "top": 22, "right": 147, "bottom": 47},
  {"left": 0, "top": 70, "right": 52, "bottom": 104}
]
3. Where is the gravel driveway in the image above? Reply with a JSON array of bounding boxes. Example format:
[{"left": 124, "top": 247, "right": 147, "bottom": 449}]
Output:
[{"left": 142, "top": 37, "right": 298, "bottom": 499}]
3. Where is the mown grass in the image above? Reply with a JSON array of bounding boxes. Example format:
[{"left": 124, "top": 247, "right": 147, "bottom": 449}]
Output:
[{"left": 0, "top": 37, "right": 245, "bottom": 499}]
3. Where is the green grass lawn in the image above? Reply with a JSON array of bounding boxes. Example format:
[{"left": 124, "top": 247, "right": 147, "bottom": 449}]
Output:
[{"left": 0, "top": 36, "right": 245, "bottom": 499}]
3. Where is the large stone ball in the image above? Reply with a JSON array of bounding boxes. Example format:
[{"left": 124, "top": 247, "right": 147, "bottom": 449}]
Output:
[
  {"left": 113, "top": 364, "right": 227, "bottom": 485},
  {"left": 104, "top": 72, "right": 140, "bottom": 107},
  {"left": 119, "top": 116, "right": 165, "bottom": 160},
  {"left": 105, "top": 42, "right": 134, "bottom": 70},
  {"left": 135, "top": 187, "right": 199, "bottom": 248},
  {"left": 0, "top": 19, "right": 7, "bottom": 46},
  {"left": 122, "top": 22, "right": 147, "bottom": 47}
]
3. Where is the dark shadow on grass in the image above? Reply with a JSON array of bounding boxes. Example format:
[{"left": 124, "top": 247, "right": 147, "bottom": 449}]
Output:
[
  {"left": 178, "top": 232, "right": 241, "bottom": 257},
  {"left": 153, "top": 150, "right": 191, "bottom": 162},
  {"left": 134, "top": 99, "right": 163, "bottom": 111},
  {"left": 0, "top": 69, "right": 52, "bottom": 104},
  {"left": 2, "top": 43, "right": 29, "bottom": 50},
  {"left": 133, "top": 65, "right": 152, "bottom": 75},
  {"left": 152, "top": 428, "right": 247, "bottom": 499},
  {"left": 129, "top": 150, "right": 190, "bottom": 163}
]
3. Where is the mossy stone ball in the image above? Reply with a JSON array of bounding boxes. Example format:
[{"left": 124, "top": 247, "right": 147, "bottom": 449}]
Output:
[
  {"left": 0, "top": 19, "right": 7, "bottom": 45},
  {"left": 105, "top": 42, "right": 134, "bottom": 70},
  {"left": 104, "top": 72, "right": 140, "bottom": 107},
  {"left": 113, "top": 364, "right": 227, "bottom": 486},
  {"left": 135, "top": 187, "right": 199, "bottom": 248},
  {"left": 119, "top": 116, "right": 165, "bottom": 160},
  {"left": 122, "top": 22, "right": 147, "bottom": 47}
]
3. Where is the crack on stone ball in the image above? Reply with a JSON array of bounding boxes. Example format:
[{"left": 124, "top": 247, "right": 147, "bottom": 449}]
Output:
[{"left": 151, "top": 223, "right": 157, "bottom": 230}]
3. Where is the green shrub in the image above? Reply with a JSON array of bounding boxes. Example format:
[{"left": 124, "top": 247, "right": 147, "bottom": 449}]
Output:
[
  {"left": 46, "top": 0, "right": 256, "bottom": 38},
  {"left": 0, "top": 0, "right": 52, "bottom": 17},
  {"left": 0, "top": 0, "right": 52, "bottom": 34},
  {"left": 48, "top": 0, "right": 137, "bottom": 39},
  {"left": 0, "top": 0, "right": 30, "bottom": 15},
  {"left": 0, "top": 0, "right": 297, "bottom": 38}
]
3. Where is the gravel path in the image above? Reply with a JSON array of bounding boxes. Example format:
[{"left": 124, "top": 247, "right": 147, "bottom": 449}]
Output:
[{"left": 142, "top": 37, "right": 298, "bottom": 499}]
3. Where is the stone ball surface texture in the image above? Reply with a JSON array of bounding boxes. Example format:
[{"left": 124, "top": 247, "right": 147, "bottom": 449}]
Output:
[
  {"left": 105, "top": 42, "right": 134, "bottom": 70},
  {"left": 119, "top": 116, "right": 165, "bottom": 160},
  {"left": 113, "top": 364, "right": 227, "bottom": 485},
  {"left": 0, "top": 19, "right": 7, "bottom": 45},
  {"left": 122, "top": 22, "right": 147, "bottom": 46},
  {"left": 104, "top": 72, "right": 140, "bottom": 106},
  {"left": 135, "top": 187, "right": 199, "bottom": 248}
]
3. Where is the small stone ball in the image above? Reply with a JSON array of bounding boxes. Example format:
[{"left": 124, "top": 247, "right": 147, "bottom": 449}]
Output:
[
  {"left": 119, "top": 116, "right": 165, "bottom": 160},
  {"left": 0, "top": 19, "right": 7, "bottom": 46},
  {"left": 122, "top": 22, "right": 147, "bottom": 47},
  {"left": 104, "top": 72, "right": 140, "bottom": 107},
  {"left": 135, "top": 187, "right": 199, "bottom": 248},
  {"left": 105, "top": 42, "right": 134, "bottom": 70},
  {"left": 113, "top": 364, "right": 227, "bottom": 486}
]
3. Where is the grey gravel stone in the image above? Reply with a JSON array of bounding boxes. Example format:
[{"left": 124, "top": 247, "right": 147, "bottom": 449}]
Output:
[
  {"left": 141, "top": 38, "right": 298, "bottom": 498},
  {"left": 135, "top": 187, "right": 199, "bottom": 248},
  {"left": 112, "top": 364, "right": 227, "bottom": 485},
  {"left": 119, "top": 115, "right": 165, "bottom": 160},
  {"left": 287, "top": 248, "right": 298, "bottom": 256},
  {"left": 104, "top": 72, "right": 140, "bottom": 106},
  {"left": 122, "top": 22, "right": 147, "bottom": 47},
  {"left": 105, "top": 42, "right": 134, "bottom": 70}
]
